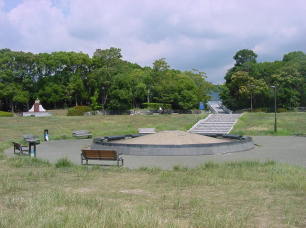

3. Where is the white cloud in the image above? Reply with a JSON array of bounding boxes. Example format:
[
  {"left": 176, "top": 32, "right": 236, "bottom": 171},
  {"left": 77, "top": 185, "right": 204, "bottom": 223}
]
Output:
[{"left": 0, "top": 0, "right": 306, "bottom": 82}]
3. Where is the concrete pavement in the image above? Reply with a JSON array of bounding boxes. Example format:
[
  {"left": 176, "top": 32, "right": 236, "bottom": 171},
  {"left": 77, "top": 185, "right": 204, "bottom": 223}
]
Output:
[{"left": 4, "top": 136, "right": 306, "bottom": 169}]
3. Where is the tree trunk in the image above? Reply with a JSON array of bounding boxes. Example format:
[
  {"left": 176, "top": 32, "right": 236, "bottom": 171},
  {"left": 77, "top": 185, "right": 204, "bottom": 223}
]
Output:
[
  {"left": 11, "top": 102, "right": 14, "bottom": 113},
  {"left": 103, "top": 93, "right": 108, "bottom": 108},
  {"left": 147, "top": 88, "right": 150, "bottom": 103}
]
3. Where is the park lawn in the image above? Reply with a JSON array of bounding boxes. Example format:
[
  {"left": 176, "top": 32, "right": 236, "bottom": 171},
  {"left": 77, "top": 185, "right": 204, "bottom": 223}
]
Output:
[
  {"left": 231, "top": 112, "right": 306, "bottom": 136},
  {"left": 0, "top": 113, "right": 305, "bottom": 227},
  {"left": 0, "top": 114, "right": 204, "bottom": 150},
  {"left": 0, "top": 158, "right": 305, "bottom": 227}
]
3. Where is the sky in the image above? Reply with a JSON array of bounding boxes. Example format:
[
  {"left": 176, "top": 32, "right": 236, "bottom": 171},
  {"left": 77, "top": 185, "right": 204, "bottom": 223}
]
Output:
[{"left": 0, "top": 0, "right": 305, "bottom": 83}]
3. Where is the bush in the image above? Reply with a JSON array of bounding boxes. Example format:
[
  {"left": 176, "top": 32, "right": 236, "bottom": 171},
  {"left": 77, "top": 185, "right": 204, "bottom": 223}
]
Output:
[
  {"left": 252, "top": 108, "right": 268, "bottom": 113},
  {"left": 67, "top": 106, "right": 92, "bottom": 116},
  {"left": 277, "top": 108, "right": 287, "bottom": 113},
  {"left": 0, "top": 111, "right": 14, "bottom": 117},
  {"left": 55, "top": 158, "right": 74, "bottom": 168},
  {"left": 142, "top": 103, "right": 172, "bottom": 110}
]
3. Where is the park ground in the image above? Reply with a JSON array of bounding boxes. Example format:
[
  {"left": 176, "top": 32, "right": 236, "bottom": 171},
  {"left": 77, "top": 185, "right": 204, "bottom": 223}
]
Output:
[{"left": 0, "top": 112, "right": 305, "bottom": 227}]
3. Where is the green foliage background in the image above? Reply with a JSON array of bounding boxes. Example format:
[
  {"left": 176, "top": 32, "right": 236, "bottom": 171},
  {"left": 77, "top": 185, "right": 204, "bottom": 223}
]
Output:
[
  {"left": 221, "top": 49, "right": 306, "bottom": 110},
  {"left": 0, "top": 48, "right": 213, "bottom": 112}
]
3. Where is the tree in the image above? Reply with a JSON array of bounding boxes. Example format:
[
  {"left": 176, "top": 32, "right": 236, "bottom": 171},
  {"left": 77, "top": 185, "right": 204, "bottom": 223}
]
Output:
[
  {"left": 222, "top": 70, "right": 269, "bottom": 110},
  {"left": 153, "top": 58, "right": 170, "bottom": 72},
  {"left": 184, "top": 69, "right": 213, "bottom": 104},
  {"left": 233, "top": 49, "right": 257, "bottom": 66},
  {"left": 38, "top": 83, "right": 66, "bottom": 108},
  {"left": 91, "top": 48, "right": 124, "bottom": 108},
  {"left": 270, "top": 66, "right": 303, "bottom": 109},
  {"left": 222, "top": 50, "right": 306, "bottom": 110}
]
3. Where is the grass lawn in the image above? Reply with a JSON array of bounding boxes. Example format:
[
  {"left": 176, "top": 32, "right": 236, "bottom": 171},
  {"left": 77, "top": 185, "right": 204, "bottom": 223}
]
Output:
[
  {"left": 0, "top": 114, "right": 204, "bottom": 152},
  {"left": 0, "top": 158, "right": 305, "bottom": 227},
  {"left": 231, "top": 112, "right": 306, "bottom": 136},
  {"left": 0, "top": 113, "right": 305, "bottom": 227}
]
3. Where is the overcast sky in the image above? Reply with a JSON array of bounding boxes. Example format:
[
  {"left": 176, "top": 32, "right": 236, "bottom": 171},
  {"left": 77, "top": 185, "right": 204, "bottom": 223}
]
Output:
[{"left": 0, "top": 0, "right": 305, "bottom": 83}]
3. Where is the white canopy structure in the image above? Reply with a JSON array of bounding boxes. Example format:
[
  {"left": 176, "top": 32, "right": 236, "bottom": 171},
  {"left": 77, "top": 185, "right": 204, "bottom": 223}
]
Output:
[
  {"left": 28, "top": 99, "right": 46, "bottom": 112},
  {"left": 23, "top": 99, "right": 51, "bottom": 117}
]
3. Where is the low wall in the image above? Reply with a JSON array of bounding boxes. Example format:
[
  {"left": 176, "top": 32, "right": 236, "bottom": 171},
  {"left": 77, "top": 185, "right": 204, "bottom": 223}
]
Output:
[
  {"left": 91, "top": 135, "right": 254, "bottom": 156},
  {"left": 22, "top": 112, "right": 52, "bottom": 117}
]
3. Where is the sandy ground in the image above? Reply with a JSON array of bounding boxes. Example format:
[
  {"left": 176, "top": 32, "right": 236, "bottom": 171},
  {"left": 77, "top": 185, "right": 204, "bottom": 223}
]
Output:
[
  {"left": 113, "top": 131, "right": 229, "bottom": 145},
  {"left": 4, "top": 136, "right": 306, "bottom": 169}
]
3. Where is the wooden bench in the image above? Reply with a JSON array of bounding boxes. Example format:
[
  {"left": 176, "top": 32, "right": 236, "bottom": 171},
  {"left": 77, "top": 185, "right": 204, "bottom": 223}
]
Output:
[
  {"left": 12, "top": 142, "right": 29, "bottom": 155},
  {"left": 73, "top": 130, "right": 93, "bottom": 139},
  {"left": 81, "top": 149, "right": 123, "bottom": 166}
]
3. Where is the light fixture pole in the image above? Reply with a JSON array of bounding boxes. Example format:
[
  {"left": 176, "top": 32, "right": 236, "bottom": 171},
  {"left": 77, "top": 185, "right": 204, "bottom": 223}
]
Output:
[
  {"left": 250, "top": 84, "right": 254, "bottom": 112},
  {"left": 271, "top": 85, "right": 277, "bottom": 133}
]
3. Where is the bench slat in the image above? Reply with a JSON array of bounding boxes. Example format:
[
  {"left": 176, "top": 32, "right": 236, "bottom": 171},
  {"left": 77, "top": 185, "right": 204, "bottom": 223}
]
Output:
[
  {"left": 81, "top": 149, "right": 123, "bottom": 166},
  {"left": 82, "top": 150, "right": 117, "bottom": 159}
]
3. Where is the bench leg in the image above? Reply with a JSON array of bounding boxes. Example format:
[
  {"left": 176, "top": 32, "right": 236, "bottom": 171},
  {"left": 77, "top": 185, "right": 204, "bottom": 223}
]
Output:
[{"left": 86, "top": 159, "right": 88, "bottom": 165}]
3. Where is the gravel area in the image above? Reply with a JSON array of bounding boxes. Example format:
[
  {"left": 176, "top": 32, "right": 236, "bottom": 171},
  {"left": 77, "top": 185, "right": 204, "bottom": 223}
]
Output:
[{"left": 4, "top": 136, "right": 306, "bottom": 169}]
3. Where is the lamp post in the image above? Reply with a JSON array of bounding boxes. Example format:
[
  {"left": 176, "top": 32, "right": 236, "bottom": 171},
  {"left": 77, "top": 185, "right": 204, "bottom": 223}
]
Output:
[
  {"left": 271, "top": 85, "right": 277, "bottom": 133},
  {"left": 250, "top": 84, "right": 254, "bottom": 112}
]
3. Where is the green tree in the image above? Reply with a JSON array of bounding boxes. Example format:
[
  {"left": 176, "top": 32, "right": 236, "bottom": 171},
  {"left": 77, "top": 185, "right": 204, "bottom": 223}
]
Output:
[{"left": 233, "top": 49, "right": 257, "bottom": 66}]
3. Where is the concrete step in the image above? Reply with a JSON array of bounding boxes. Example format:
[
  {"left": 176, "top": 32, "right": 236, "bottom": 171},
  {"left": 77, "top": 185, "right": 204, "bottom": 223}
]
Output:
[{"left": 189, "top": 113, "right": 241, "bottom": 134}]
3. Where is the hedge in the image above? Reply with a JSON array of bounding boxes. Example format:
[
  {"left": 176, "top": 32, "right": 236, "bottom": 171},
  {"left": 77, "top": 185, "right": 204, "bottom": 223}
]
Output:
[
  {"left": 0, "top": 111, "right": 14, "bottom": 117},
  {"left": 67, "top": 106, "right": 92, "bottom": 116}
]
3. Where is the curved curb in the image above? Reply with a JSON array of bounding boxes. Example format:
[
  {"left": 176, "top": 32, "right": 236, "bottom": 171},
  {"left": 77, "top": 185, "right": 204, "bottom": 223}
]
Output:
[{"left": 91, "top": 135, "right": 254, "bottom": 156}]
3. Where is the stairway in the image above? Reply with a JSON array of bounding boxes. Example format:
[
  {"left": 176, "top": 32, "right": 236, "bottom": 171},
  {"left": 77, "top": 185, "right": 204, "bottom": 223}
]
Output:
[
  {"left": 189, "top": 114, "right": 241, "bottom": 135},
  {"left": 207, "top": 101, "right": 231, "bottom": 114}
]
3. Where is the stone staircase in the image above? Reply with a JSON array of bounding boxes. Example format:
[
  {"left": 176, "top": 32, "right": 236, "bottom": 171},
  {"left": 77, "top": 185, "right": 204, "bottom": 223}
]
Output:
[
  {"left": 189, "top": 114, "right": 241, "bottom": 135},
  {"left": 207, "top": 101, "right": 232, "bottom": 114}
]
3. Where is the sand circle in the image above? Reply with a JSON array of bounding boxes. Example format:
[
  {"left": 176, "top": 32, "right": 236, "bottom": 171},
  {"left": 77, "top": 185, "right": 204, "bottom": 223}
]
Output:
[{"left": 113, "top": 130, "right": 229, "bottom": 145}]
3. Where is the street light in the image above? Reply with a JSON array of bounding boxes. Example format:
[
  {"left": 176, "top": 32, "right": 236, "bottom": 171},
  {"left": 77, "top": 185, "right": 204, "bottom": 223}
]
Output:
[
  {"left": 271, "top": 85, "right": 277, "bottom": 133},
  {"left": 250, "top": 84, "right": 255, "bottom": 112}
]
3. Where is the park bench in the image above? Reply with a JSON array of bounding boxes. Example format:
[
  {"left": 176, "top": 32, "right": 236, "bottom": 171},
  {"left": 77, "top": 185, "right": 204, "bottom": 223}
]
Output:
[
  {"left": 138, "top": 128, "right": 156, "bottom": 134},
  {"left": 72, "top": 130, "right": 93, "bottom": 139},
  {"left": 81, "top": 149, "right": 124, "bottom": 166},
  {"left": 12, "top": 142, "right": 29, "bottom": 155}
]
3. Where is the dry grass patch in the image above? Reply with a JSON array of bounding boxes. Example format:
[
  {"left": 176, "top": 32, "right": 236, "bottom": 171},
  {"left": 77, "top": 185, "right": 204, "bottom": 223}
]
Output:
[{"left": 0, "top": 160, "right": 305, "bottom": 227}]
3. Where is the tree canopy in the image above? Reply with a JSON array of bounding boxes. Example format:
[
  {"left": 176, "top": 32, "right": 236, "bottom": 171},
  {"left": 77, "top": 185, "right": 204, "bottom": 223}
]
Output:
[
  {"left": 221, "top": 49, "right": 306, "bottom": 110},
  {"left": 0, "top": 48, "right": 213, "bottom": 112}
]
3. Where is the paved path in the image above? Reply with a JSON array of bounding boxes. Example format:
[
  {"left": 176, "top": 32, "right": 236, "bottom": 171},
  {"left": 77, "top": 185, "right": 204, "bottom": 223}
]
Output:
[
  {"left": 4, "top": 136, "right": 306, "bottom": 169},
  {"left": 189, "top": 114, "right": 241, "bottom": 134}
]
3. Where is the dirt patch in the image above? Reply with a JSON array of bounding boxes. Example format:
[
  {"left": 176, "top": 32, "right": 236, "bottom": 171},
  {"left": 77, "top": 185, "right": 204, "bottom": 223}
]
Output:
[
  {"left": 113, "top": 130, "right": 230, "bottom": 145},
  {"left": 65, "top": 187, "right": 96, "bottom": 193},
  {"left": 119, "top": 189, "right": 151, "bottom": 196}
]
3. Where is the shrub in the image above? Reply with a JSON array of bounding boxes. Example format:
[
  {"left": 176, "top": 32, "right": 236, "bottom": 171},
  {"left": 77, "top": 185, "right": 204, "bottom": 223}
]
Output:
[
  {"left": 252, "top": 108, "right": 268, "bottom": 113},
  {"left": 67, "top": 106, "right": 92, "bottom": 116},
  {"left": 142, "top": 103, "right": 172, "bottom": 110},
  {"left": 55, "top": 158, "right": 74, "bottom": 168},
  {"left": 0, "top": 111, "right": 14, "bottom": 117},
  {"left": 277, "top": 108, "right": 287, "bottom": 113}
]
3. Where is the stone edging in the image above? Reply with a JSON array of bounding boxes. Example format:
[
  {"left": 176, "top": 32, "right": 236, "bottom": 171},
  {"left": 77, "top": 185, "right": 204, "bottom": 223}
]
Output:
[{"left": 91, "top": 134, "right": 254, "bottom": 156}]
